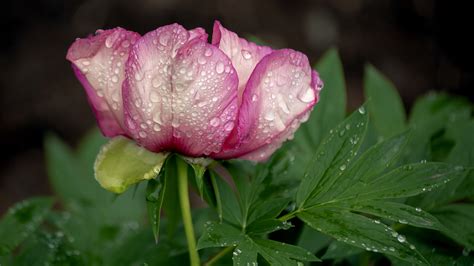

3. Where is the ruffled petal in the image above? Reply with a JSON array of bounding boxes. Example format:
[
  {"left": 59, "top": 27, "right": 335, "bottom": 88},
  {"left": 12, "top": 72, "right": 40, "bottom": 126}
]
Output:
[
  {"left": 123, "top": 24, "right": 238, "bottom": 156},
  {"left": 216, "top": 49, "right": 322, "bottom": 161},
  {"left": 66, "top": 28, "right": 140, "bottom": 137},
  {"left": 212, "top": 21, "right": 272, "bottom": 100},
  {"left": 170, "top": 38, "right": 238, "bottom": 156}
]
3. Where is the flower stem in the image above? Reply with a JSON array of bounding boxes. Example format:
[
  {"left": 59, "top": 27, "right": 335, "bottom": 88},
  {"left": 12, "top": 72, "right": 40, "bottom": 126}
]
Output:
[{"left": 177, "top": 158, "right": 200, "bottom": 266}]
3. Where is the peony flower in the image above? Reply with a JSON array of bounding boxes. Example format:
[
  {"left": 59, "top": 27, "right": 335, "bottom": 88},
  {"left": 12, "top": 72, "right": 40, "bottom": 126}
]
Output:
[{"left": 67, "top": 21, "right": 322, "bottom": 162}]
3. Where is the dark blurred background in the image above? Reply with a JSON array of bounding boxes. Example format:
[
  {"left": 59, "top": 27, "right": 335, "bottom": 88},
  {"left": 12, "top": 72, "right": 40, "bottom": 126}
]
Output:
[{"left": 1, "top": 0, "right": 473, "bottom": 214}]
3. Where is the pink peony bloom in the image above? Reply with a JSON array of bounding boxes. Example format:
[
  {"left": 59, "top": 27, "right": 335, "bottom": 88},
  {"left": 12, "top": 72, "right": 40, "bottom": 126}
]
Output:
[{"left": 66, "top": 21, "right": 322, "bottom": 161}]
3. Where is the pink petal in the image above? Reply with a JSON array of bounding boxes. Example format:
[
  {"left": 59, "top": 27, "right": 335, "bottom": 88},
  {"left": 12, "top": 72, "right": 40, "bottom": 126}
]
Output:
[
  {"left": 123, "top": 24, "right": 239, "bottom": 156},
  {"left": 66, "top": 28, "right": 140, "bottom": 137},
  {"left": 212, "top": 21, "right": 272, "bottom": 101},
  {"left": 216, "top": 49, "right": 322, "bottom": 161}
]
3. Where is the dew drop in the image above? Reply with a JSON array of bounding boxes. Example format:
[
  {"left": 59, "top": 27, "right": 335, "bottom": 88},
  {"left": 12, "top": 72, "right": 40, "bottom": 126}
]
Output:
[
  {"left": 153, "top": 124, "right": 161, "bottom": 132},
  {"left": 111, "top": 75, "right": 119, "bottom": 83},
  {"left": 204, "top": 48, "right": 213, "bottom": 57},
  {"left": 134, "top": 72, "right": 144, "bottom": 81},
  {"left": 81, "top": 60, "right": 90, "bottom": 66},
  {"left": 264, "top": 111, "right": 275, "bottom": 121},
  {"left": 298, "top": 88, "right": 315, "bottom": 103},
  {"left": 198, "top": 56, "right": 207, "bottom": 65},
  {"left": 224, "top": 122, "right": 234, "bottom": 131},
  {"left": 121, "top": 40, "right": 130, "bottom": 48},
  {"left": 215, "top": 62, "right": 225, "bottom": 74},
  {"left": 339, "top": 164, "right": 346, "bottom": 171},
  {"left": 139, "top": 131, "right": 147, "bottom": 138},
  {"left": 415, "top": 207, "right": 422, "bottom": 212},
  {"left": 241, "top": 49, "right": 252, "bottom": 60},
  {"left": 159, "top": 34, "right": 169, "bottom": 46},
  {"left": 150, "top": 91, "right": 159, "bottom": 103},
  {"left": 358, "top": 106, "right": 366, "bottom": 114},
  {"left": 210, "top": 117, "right": 220, "bottom": 127},
  {"left": 251, "top": 94, "right": 258, "bottom": 102},
  {"left": 397, "top": 235, "right": 406, "bottom": 243}
]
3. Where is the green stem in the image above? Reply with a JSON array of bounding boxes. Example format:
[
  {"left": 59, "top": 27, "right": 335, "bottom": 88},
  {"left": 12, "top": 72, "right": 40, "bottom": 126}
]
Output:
[
  {"left": 204, "top": 246, "right": 233, "bottom": 266},
  {"left": 177, "top": 158, "right": 200, "bottom": 266}
]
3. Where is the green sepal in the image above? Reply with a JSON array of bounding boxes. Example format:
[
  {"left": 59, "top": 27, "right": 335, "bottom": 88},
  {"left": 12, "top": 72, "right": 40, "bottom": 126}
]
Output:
[{"left": 94, "top": 136, "right": 169, "bottom": 193}]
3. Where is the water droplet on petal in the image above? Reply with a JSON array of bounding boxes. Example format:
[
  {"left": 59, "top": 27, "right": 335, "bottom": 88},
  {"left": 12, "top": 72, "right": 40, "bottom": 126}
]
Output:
[
  {"left": 159, "top": 33, "right": 169, "bottom": 46},
  {"left": 298, "top": 88, "right": 315, "bottom": 103},
  {"left": 121, "top": 40, "right": 130, "bottom": 48},
  {"left": 152, "top": 113, "right": 162, "bottom": 124},
  {"left": 241, "top": 49, "right": 252, "bottom": 60},
  {"left": 111, "top": 75, "right": 118, "bottom": 83},
  {"left": 204, "top": 48, "right": 213, "bottom": 57},
  {"left": 264, "top": 111, "right": 275, "bottom": 121},
  {"left": 135, "top": 72, "right": 144, "bottom": 81},
  {"left": 224, "top": 122, "right": 234, "bottom": 131},
  {"left": 215, "top": 62, "right": 225, "bottom": 74},
  {"left": 82, "top": 60, "right": 90, "bottom": 66},
  {"left": 139, "top": 131, "right": 147, "bottom": 138},
  {"left": 198, "top": 56, "right": 207, "bottom": 65},
  {"left": 150, "top": 91, "right": 159, "bottom": 102},
  {"left": 210, "top": 117, "right": 220, "bottom": 127}
]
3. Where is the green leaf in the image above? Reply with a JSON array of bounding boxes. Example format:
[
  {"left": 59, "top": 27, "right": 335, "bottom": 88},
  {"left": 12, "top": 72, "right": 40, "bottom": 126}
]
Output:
[
  {"left": 364, "top": 64, "right": 406, "bottom": 138},
  {"left": 247, "top": 197, "right": 289, "bottom": 225},
  {"left": 197, "top": 222, "right": 243, "bottom": 250},
  {"left": 432, "top": 204, "right": 474, "bottom": 249},
  {"left": 0, "top": 197, "right": 53, "bottom": 255},
  {"left": 297, "top": 225, "right": 332, "bottom": 254},
  {"left": 317, "top": 131, "right": 408, "bottom": 203},
  {"left": 45, "top": 134, "right": 101, "bottom": 204},
  {"left": 350, "top": 201, "right": 443, "bottom": 230},
  {"left": 404, "top": 93, "right": 471, "bottom": 163},
  {"left": 146, "top": 174, "right": 167, "bottom": 243},
  {"left": 322, "top": 241, "right": 363, "bottom": 260},
  {"left": 94, "top": 136, "right": 169, "bottom": 194},
  {"left": 339, "top": 163, "right": 466, "bottom": 201},
  {"left": 246, "top": 219, "right": 292, "bottom": 235},
  {"left": 298, "top": 209, "right": 428, "bottom": 265},
  {"left": 253, "top": 238, "right": 320, "bottom": 264},
  {"left": 198, "top": 221, "right": 319, "bottom": 265},
  {"left": 296, "top": 104, "right": 368, "bottom": 208}
]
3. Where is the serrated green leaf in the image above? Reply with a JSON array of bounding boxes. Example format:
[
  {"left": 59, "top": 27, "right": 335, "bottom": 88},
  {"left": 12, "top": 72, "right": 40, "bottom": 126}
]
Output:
[
  {"left": 297, "top": 225, "right": 332, "bottom": 254},
  {"left": 404, "top": 93, "right": 471, "bottom": 163},
  {"left": 432, "top": 204, "right": 474, "bottom": 249},
  {"left": 364, "top": 64, "right": 406, "bottom": 139},
  {"left": 322, "top": 241, "right": 363, "bottom": 260},
  {"left": 45, "top": 133, "right": 101, "bottom": 204},
  {"left": 247, "top": 198, "right": 289, "bottom": 225},
  {"left": 350, "top": 201, "right": 443, "bottom": 230},
  {"left": 198, "top": 221, "right": 319, "bottom": 265},
  {"left": 318, "top": 131, "right": 408, "bottom": 204},
  {"left": 146, "top": 174, "right": 167, "bottom": 243},
  {"left": 298, "top": 209, "right": 428, "bottom": 265},
  {"left": 339, "top": 163, "right": 465, "bottom": 201},
  {"left": 296, "top": 104, "right": 368, "bottom": 208},
  {"left": 13, "top": 231, "right": 85, "bottom": 266},
  {"left": 94, "top": 136, "right": 168, "bottom": 194},
  {"left": 233, "top": 238, "right": 258, "bottom": 266},
  {"left": 0, "top": 198, "right": 53, "bottom": 255},
  {"left": 197, "top": 222, "right": 243, "bottom": 250},
  {"left": 246, "top": 219, "right": 292, "bottom": 235}
]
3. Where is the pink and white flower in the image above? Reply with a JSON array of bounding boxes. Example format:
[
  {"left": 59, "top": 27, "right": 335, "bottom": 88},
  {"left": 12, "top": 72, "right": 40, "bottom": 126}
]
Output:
[{"left": 67, "top": 21, "right": 322, "bottom": 161}]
